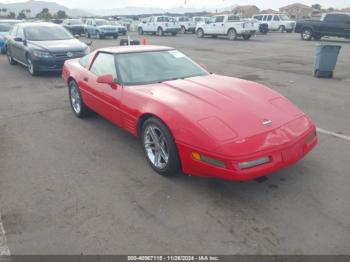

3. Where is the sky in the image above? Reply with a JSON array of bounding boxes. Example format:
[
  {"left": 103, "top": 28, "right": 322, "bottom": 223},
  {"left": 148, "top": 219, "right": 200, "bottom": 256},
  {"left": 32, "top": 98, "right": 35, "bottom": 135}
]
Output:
[{"left": 1, "top": 0, "right": 349, "bottom": 10}]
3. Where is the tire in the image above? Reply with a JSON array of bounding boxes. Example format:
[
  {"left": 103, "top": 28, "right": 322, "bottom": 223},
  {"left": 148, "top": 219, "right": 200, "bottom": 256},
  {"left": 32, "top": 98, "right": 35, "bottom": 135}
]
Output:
[
  {"left": 157, "top": 27, "right": 164, "bottom": 36},
  {"left": 96, "top": 31, "right": 104, "bottom": 39},
  {"left": 301, "top": 28, "right": 313, "bottom": 41},
  {"left": 286, "top": 29, "right": 293, "bottom": 33},
  {"left": 26, "top": 54, "right": 39, "bottom": 76},
  {"left": 243, "top": 35, "right": 251, "bottom": 40},
  {"left": 87, "top": 33, "right": 91, "bottom": 39},
  {"left": 68, "top": 80, "right": 91, "bottom": 118},
  {"left": 180, "top": 26, "right": 186, "bottom": 34},
  {"left": 141, "top": 117, "right": 180, "bottom": 176},
  {"left": 197, "top": 28, "right": 204, "bottom": 38},
  {"left": 314, "top": 35, "right": 322, "bottom": 40},
  {"left": 113, "top": 34, "right": 118, "bottom": 39},
  {"left": 7, "top": 49, "right": 16, "bottom": 65},
  {"left": 171, "top": 32, "right": 177, "bottom": 36},
  {"left": 138, "top": 27, "right": 144, "bottom": 35},
  {"left": 228, "top": 28, "right": 237, "bottom": 41},
  {"left": 278, "top": 25, "right": 286, "bottom": 33}
]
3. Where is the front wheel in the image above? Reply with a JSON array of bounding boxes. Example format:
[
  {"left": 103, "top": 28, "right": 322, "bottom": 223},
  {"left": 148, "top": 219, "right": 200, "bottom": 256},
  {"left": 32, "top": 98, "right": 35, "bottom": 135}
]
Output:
[
  {"left": 243, "top": 35, "right": 251, "bottom": 40},
  {"left": 301, "top": 28, "right": 313, "bottom": 41},
  {"left": 171, "top": 32, "right": 177, "bottom": 36},
  {"left": 142, "top": 118, "right": 180, "bottom": 176},
  {"left": 68, "top": 80, "right": 91, "bottom": 118},
  {"left": 26, "top": 55, "right": 39, "bottom": 76},
  {"left": 180, "top": 26, "right": 186, "bottom": 34},
  {"left": 278, "top": 25, "right": 286, "bottom": 33},
  {"left": 196, "top": 28, "right": 204, "bottom": 38},
  {"left": 157, "top": 27, "right": 164, "bottom": 36},
  {"left": 228, "top": 29, "right": 237, "bottom": 41}
]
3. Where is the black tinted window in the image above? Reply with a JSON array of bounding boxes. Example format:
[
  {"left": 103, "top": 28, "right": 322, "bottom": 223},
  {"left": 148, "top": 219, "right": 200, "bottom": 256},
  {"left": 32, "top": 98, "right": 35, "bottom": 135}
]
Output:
[
  {"left": 215, "top": 16, "right": 224, "bottom": 23},
  {"left": 267, "top": 15, "right": 273, "bottom": 21},
  {"left": 325, "top": 14, "right": 349, "bottom": 23},
  {"left": 25, "top": 25, "right": 73, "bottom": 41},
  {"left": 273, "top": 15, "right": 280, "bottom": 21},
  {"left": 254, "top": 15, "right": 263, "bottom": 21}
]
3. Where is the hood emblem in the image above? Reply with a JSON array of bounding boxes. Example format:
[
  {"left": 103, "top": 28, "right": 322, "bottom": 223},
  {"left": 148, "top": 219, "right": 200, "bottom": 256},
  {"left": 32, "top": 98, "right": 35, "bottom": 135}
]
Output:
[
  {"left": 67, "top": 52, "right": 73, "bottom": 58},
  {"left": 262, "top": 119, "right": 272, "bottom": 126}
]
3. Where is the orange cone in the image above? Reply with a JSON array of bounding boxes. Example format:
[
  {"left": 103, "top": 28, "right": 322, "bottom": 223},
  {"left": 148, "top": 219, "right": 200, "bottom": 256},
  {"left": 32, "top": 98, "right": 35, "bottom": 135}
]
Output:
[{"left": 142, "top": 38, "right": 148, "bottom": 45}]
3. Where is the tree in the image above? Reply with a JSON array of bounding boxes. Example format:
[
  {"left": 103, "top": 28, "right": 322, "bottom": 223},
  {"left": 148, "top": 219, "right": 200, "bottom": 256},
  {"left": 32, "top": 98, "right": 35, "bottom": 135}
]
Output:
[
  {"left": 7, "top": 12, "right": 16, "bottom": 19},
  {"left": 36, "top": 8, "right": 52, "bottom": 20},
  {"left": 17, "top": 10, "right": 26, "bottom": 20},
  {"left": 25, "top": 9, "right": 31, "bottom": 18},
  {"left": 54, "top": 10, "right": 68, "bottom": 19},
  {"left": 312, "top": 4, "right": 321, "bottom": 10},
  {"left": 327, "top": 7, "right": 335, "bottom": 12}
]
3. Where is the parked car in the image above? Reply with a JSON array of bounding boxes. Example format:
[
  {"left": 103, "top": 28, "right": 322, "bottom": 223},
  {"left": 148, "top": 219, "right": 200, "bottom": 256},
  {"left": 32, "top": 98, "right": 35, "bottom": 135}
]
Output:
[
  {"left": 252, "top": 14, "right": 295, "bottom": 32},
  {"left": 295, "top": 12, "right": 350, "bottom": 41},
  {"left": 192, "top": 16, "right": 209, "bottom": 26},
  {"left": 175, "top": 16, "right": 196, "bottom": 33},
  {"left": 109, "top": 21, "right": 128, "bottom": 35},
  {"left": 85, "top": 19, "right": 119, "bottom": 39},
  {"left": 0, "top": 19, "right": 22, "bottom": 54},
  {"left": 62, "top": 19, "right": 85, "bottom": 36},
  {"left": 137, "top": 16, "right": 180, "bottom": 36},
  {"left": 196, "top": 15, "right": 257, "bottom": 40},
  {"left": 62, "top": 45, "right": 317, "bottom": 181},
  {"left": 6, "top": 22, "right": 90, "bottom": 76}
]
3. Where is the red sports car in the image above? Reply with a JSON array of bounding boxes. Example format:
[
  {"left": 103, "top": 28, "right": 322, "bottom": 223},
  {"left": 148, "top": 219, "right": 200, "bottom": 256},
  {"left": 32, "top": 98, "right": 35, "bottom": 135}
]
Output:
[{"left": 62, "top": 45, "right": 317, "bottom": 181}]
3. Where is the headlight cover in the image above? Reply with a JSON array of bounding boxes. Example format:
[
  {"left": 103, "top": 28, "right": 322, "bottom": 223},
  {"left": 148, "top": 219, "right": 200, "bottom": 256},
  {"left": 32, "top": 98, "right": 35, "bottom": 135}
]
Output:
[{"left": 33, "top": 50, "right": 52, "bottom": 58}]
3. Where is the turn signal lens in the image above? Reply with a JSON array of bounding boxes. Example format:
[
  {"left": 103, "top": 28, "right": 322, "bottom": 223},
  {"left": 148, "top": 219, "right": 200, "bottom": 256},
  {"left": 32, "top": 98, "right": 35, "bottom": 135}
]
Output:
[{"left": 191, "top": 152, "right": 201, "bottom": 161}]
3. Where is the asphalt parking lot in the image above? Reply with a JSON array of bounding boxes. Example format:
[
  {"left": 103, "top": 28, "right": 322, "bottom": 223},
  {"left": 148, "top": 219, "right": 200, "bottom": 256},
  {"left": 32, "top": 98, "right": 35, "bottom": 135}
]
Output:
[{"left": 0, "top": 32, "right": 350, "bottom": 255}]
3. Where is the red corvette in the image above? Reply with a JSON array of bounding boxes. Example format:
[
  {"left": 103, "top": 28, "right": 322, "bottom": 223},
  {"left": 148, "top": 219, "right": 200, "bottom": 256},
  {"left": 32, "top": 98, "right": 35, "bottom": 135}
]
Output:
[{"left": 62, "top": 45, "right": 317, "bottom": 181}]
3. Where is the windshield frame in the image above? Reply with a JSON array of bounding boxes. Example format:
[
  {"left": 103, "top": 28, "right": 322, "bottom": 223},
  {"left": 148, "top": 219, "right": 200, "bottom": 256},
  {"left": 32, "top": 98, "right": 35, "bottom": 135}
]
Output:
[
  {"left": 114, "top": 50, "right": 209, "bottom": 86},
  {"left": 24, "top": 25, "right": 74, "bottom": 41}
]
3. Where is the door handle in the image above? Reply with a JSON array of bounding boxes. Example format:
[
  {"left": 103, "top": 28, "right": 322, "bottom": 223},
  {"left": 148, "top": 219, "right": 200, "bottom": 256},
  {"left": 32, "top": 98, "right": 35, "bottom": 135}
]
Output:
[{"left": 83, "top": 77, "right": 89, "bottom": 82}]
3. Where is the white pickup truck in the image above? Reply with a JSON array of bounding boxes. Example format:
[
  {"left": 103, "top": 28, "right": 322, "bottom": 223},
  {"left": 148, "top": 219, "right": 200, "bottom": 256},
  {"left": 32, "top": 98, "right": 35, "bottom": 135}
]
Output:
[
  {"left": 175, "top": 16, "right": 196, "bottom": 34},
  {"left": 196, "top": 15, "right": 257, "bottom": 40},
  {"left": 137, "top": 16, "right": 180, "bottom": 36}
]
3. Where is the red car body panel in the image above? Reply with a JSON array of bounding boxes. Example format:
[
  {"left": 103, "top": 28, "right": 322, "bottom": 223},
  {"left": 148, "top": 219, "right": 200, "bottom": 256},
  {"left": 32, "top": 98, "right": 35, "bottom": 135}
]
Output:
[{"left": 62, "top": 46, "right": 317, "bottom": 181}]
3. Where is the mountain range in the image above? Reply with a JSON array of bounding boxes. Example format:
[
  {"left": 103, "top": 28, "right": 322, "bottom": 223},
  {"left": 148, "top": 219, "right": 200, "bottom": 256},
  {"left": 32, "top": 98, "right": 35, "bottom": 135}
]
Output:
[{"left": 0, "top": 0, "right": 237, "bottom": 17}]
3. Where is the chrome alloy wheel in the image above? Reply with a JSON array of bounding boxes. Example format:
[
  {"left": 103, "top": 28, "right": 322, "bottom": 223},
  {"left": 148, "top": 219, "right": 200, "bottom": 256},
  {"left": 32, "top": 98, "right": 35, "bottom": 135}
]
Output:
[
  {"left": 27, "top": 57, "right": 34, "bottom": 75},
  {"left": 144, "top": 125, "right": 169, "bottom": 169},
  {"left": 302, "top": 29, "right": 312, "bottom": 40},
  {"left": 70, "top": 82, "right": 81, "bottom": 114}
]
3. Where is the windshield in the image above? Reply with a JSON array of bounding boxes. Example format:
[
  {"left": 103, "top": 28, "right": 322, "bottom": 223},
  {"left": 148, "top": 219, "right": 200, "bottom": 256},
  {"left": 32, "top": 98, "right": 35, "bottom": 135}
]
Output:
[
  {"left": 280, "top": 15, "right": 290, "bottom": 21},
  {"left": 25, "top": 25, "right": 73, "bottom": 41},
  {"left": 117, "top": 50, "right": 208, "bottom": 85},
  {"left": 68, "top": 19, "right": 83, "bottom": 25},
  {"left": 0, "top": 21, "right": 18, "bottom": 32},
  {"left": 96, "top": 20, "right": 110, "bottom": 26}
]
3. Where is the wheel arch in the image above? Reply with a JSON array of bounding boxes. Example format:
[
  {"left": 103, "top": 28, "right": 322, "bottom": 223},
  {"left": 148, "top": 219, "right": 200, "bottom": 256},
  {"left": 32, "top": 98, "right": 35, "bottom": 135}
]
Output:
[
  {"left": 227, "top": 27, "right": 237, "bottom": 34},
  {"left": 137, "top": 113, "right": 171, "bottom": 138}
]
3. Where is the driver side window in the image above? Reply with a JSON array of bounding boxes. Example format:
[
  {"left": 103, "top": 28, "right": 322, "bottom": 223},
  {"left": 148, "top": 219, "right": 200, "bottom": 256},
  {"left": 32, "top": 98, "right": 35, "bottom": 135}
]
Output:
[
  {"left": 16, "top": 27, "right": 25, "bottom": 40},
  {"left": 208, "top": 17, "right": 216, "bottom": 23},
  {"left": 90, "top": 53, "right": 117, "bottom": 79}
]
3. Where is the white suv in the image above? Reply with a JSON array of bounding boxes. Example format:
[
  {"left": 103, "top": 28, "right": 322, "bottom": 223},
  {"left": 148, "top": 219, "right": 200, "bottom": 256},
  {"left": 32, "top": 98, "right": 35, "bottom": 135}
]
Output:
[
  {"left": 137, "top": 16, "right": 180, "bottom": 36},
  {"left": 252, "top": 14, "right": 296, "bottom": 32},
  {"left": 175, "top": 16, "right": 196, "bottom": 34}
]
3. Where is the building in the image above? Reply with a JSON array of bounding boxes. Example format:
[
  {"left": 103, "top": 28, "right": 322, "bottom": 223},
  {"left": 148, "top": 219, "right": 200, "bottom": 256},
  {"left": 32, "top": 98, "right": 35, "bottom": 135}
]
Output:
[
  {"left": 279, "top": 3, "right": 313, "bottom": 20},
  {"left": 341, "top": 7, "right": 350, "bottom": 12},
  {"left": 232, "top": 5, "right": 260, "bottom": 18},
  {"left": 260, "top": 9, "right": 279, "bottom": 14}
]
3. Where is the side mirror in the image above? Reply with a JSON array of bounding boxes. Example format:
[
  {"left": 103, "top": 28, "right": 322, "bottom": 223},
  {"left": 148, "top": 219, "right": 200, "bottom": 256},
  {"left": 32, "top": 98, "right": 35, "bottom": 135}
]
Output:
[
  {"left": 96, "top": 74, "right": 118, "bottom": 89},
  {"left": 199, "top": 63, "right": 208, "bottom": 70}
]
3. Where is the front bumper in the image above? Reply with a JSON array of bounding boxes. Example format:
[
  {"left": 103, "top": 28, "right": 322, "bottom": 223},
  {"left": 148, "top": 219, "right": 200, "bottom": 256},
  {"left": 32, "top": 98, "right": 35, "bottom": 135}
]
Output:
[
  {"left": 177, "top": 126, "right": 317, "bottom": 181},
  {"left": 100, "top": 32, "right": 118, "bottom": 37},
  {"left": 164, "top": 28, "right": 180, "bottom": 33},
  {"left": 31, "top": 53, "right": 85, "bottom": 72}
]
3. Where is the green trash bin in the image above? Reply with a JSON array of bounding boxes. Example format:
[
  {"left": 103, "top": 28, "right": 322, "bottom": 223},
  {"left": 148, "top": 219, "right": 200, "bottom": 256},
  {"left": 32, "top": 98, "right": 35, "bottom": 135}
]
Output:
[{"left": 314, "top": 45, "right": 341, "bottom": 78}]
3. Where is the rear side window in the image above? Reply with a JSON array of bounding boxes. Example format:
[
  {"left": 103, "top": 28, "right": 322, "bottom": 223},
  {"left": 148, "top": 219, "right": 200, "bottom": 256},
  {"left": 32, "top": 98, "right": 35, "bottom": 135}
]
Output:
[
  {"left": 267, "top": 15, "right": 273, "bottom": 21},
  {"left": 254, "top": 15, "right": 263, "bottom": 21},
  {"left": 325, "top": 14, "right": 349, "bottom": 23},
  {"left": 90, "top": 53, "right": 117, "bottom": 79},
  {"left": 273, "top": 15, "right": 280, "bottom": 21},
  {"left": 215, "top": 16, "right": 225, "bottom": 23},
  {"left": 262, "top": 16, "right": 267, "bottom": 21}
]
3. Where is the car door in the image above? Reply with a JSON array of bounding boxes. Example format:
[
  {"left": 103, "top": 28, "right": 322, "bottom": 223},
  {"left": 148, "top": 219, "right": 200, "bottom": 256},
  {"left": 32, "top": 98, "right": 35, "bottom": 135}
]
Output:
[
  {"left": 12, "top": 25, "right": 26, "bottom": 63},
  {"left": 271, "top": 15, "right": 280, "bottom": 30},
  {"left": 213, "top": 16, "right": 226, "bottom": 34},
  {"left": 205, "top": 16, "right": 216, "bottom": 34},
  {"left": 266, "top": 15, "right": 273, "bottom": 29},
  {"left": 82, "top": 52, "right": 122, "bottom": 126}
]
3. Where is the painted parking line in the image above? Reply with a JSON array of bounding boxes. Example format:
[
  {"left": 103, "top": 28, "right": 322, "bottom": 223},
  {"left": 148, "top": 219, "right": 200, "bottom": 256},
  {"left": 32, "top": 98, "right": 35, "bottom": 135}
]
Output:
[
  {"left": 317, "top": 127, "right": 350, "bottom": 142},
  {"left": 0, "top": 212, "right": 10, "bottom": 256}
]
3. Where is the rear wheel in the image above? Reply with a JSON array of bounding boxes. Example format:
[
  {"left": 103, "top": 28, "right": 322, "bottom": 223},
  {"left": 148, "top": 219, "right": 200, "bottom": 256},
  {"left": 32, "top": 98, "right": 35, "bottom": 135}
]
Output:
[
  {"left": 141, "top": 117, "right": 180, "bottom": 176},
  {"left": 301, "top": 28, "right": 313, "bottom": 41},
  {"left": 243, "top": 35, "right": 251, "bottom": 40},
  {"left": 197, "top": 28, "right": 204, "bottom": 38},
  {"left": 172, "top": 32, "right": 177, "bottom": 36},
  {"left": 7, "top": 49, "right": 16, "bottom": 65},
  {"left": 228, "top": 28, "right": 237, "bottom": 41},
  {"left": 96, "top": 31, "right": 103, "bottom": 39},
  {"left": 87, "top": 33, "right": 91, "bottom": 38},
  {"left": 68, "top": 80, "right": 91, "bottom": 118}
]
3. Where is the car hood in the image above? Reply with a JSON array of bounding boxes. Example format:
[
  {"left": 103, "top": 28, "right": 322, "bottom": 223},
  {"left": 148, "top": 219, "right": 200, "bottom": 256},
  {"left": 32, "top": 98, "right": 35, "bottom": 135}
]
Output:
[
  {"left": 134, "top": 74, "right": 305, "bottom": 142},
  {"left": 97, "top": 25, "right": 117, "bottom": 30},
  {"left": 28, "top": 39, "right": 87, "bottom": 52}
]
